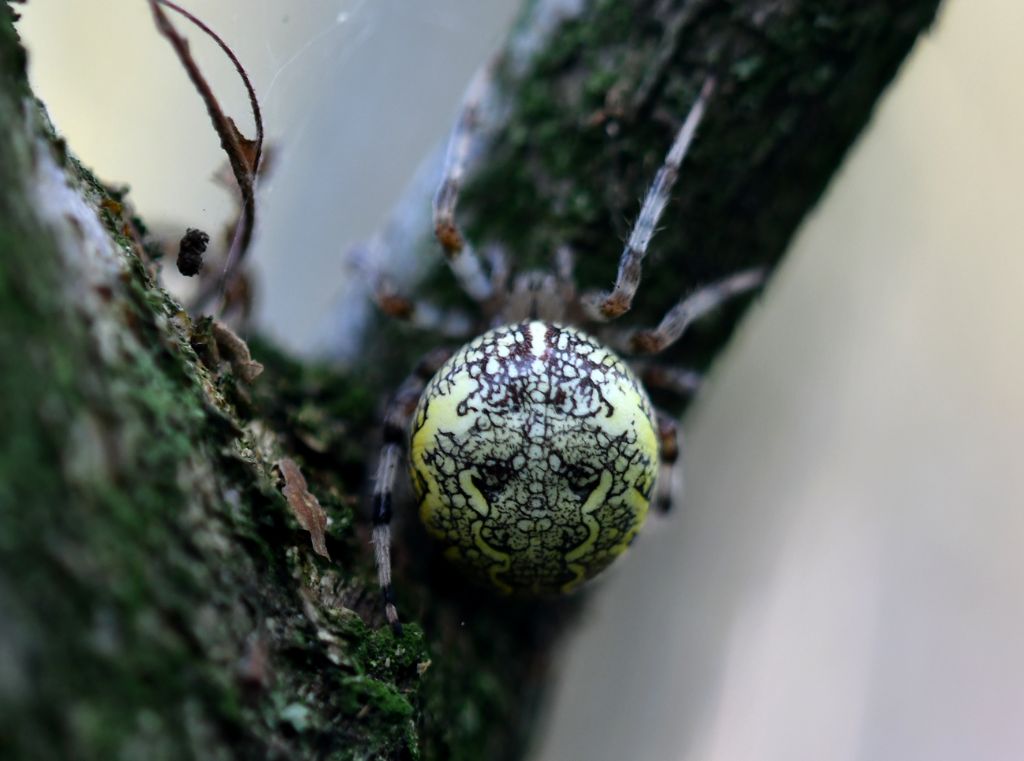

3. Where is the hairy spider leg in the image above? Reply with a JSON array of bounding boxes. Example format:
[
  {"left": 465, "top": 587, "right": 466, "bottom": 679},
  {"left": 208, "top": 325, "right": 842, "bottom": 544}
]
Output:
[
  {"left": 372, "top": 348, "right": 453, "bottom": 634},
  {"left": 350, "top": 240, "right": 477, "bottom": 339},
  {"left": 584, "top": 76, "right": 716, "bottom": 322},
  {"left": 373, "top": 276, "right": 476, "bottom": 339},
  {"left": 653, "top": 409, "right": 683, "bottom": 513},
  {"left": 624, "top": 267, "right": 766, "bottom": 355},
  {"left": 499, "top": 245, "right": 578, "bottom": 324},
  {"left": 630, "top": 361, "right": 704, "bottom": 398},
  {"left": 433, "top": 62, "right": 497, "bottom": 304},
  {"left": 554, "top": 244, "right": 576, "bottom": 306},
  {"left": 623, "top": 270, "right": 766, "bottom": 511}
]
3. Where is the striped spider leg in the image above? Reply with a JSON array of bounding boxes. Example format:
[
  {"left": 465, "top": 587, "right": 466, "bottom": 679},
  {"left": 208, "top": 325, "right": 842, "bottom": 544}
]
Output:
[
  {"left": 432, "top": 61, "right": 498, "bottom": 306},
  {"left": 371, "top": 347, "right": 452, "bottom": 635}
]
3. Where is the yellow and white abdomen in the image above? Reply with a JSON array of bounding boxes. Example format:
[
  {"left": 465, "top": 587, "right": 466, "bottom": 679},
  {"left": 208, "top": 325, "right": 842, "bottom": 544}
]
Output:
[{"left": 409, "top": 321, "right": 658, "bottom": 594}]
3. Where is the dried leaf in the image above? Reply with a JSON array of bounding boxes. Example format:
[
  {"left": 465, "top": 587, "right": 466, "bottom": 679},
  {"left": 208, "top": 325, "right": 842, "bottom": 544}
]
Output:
[
  {"left": 277, "top": 458, "right": 330, "bottom": 560},
  {"left": 210, "top": 320, "right": 263, "bottom": 383},
  {"left": 226, "top": 116, "right": 259, "bottom": 175}
]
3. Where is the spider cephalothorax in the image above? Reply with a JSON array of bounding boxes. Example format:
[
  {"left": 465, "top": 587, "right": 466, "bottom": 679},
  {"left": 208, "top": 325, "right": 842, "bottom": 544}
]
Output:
[{"left": 369, "top": 74, "right": 766, "bottom": 632}]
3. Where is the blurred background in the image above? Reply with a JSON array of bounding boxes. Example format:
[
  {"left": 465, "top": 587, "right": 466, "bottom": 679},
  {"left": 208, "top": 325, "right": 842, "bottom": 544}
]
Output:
[{"left": 16, "top": 1, "right": 1024, "bottom": 760}]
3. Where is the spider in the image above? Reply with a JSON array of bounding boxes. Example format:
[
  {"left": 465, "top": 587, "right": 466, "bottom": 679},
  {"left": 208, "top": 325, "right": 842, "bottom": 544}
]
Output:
[{"left": 369, "top": 73, "right": 765, "bottom": 633}]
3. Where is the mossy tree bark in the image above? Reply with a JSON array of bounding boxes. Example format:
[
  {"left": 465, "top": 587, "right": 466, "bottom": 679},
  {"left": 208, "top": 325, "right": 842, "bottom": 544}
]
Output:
[{"left": 0, "top": 1, "right": 940, "bottom": 759}]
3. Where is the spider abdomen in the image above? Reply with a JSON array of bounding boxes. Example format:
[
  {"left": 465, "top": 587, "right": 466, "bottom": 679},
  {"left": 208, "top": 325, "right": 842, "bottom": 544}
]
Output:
[{"left": 409, "top": 321, "right": 658, "bottom": 594}]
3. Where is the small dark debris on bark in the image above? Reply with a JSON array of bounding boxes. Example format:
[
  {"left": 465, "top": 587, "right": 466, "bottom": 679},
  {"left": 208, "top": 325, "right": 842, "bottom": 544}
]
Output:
[{"left": 177, "top": 227, "right": 209, "bottom": 276}]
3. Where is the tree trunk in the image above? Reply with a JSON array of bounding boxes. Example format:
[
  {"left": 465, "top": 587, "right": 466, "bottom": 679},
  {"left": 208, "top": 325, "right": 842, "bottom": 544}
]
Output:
[{"left": 0, "top": 1, "right": 941, "bottom": 759}]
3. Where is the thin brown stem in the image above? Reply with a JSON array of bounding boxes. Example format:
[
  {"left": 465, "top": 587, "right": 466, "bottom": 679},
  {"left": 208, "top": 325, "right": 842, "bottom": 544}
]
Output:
[{"left": 149, "top": 0, "right": 263, "bottom": 312}]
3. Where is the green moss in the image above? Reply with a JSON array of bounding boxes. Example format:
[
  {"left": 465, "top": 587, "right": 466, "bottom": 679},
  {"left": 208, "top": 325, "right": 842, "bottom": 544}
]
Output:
[{"left": 0, "top": 38, "right": 428, "bottom": 757}]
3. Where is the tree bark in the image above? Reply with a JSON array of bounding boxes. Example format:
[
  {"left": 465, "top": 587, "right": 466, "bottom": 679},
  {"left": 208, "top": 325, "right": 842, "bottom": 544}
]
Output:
[{"left": 0, "top": 1, "right": 941, "bottom": 759}]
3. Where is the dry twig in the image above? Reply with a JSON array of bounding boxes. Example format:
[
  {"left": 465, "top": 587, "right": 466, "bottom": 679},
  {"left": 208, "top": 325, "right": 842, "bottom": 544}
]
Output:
[{"left": 148, "top": 0, "right": 263, "bottom": 311}]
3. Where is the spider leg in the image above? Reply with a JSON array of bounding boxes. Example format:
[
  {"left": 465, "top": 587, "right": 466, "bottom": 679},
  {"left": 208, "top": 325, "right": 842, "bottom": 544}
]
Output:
[
  {"left": 433, "top": 62, "right": 497, "bottom": 304},
  {"left": 653, "top": 409, "right": 683, "bottom": 513},
  {"left": 486, "top": 243, "right": 510, "bottom": 295},
  {"left": 555, "top": 244, "right": 576, "bottom": 305},
  {"left": 483, "top": 243, "right": 511, "bottom": 326},
  {"left": 372, "top": 348, "right": 452, "bottom": 634},
  {"left": 503, "top": 244, "right": 579, "bottom": 323},
  {"left": 622, "top": 267, "right": 766, "bottom": 355},
  {"left": 631, "top": 361, "right": 703, "bottom": 399},
  {"left": 641, "top": 368, "right": 700, "bottom": 513},
  {"left": 373, "top": 275, "right": 475, "bottom": 339},
  {"left": 349, "top": 242, "right": 476, "bottom": 338},
  {"left": 583, "top": 77, "right": 715, "bottom": 322}
]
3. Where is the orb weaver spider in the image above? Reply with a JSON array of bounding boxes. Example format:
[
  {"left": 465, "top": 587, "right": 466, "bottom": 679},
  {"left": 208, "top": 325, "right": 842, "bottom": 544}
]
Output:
[{"left": 370, "top": 72, "right": 766, "bottom": 633}]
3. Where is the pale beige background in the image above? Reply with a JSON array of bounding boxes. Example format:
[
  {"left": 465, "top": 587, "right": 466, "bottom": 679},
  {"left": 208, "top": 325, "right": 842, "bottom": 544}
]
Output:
[{"left": 18, "top": 2, "right": 1024, "bottom": 760}]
